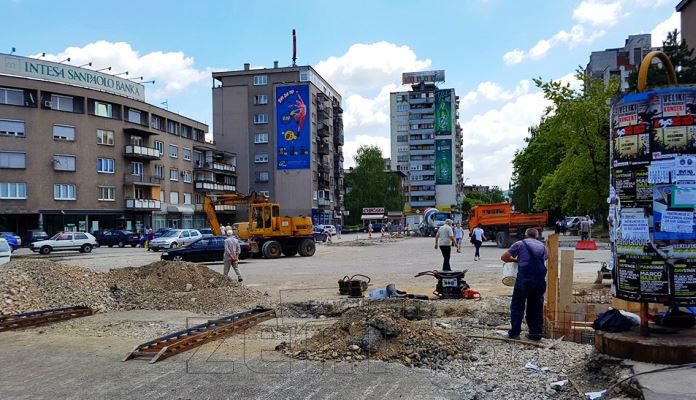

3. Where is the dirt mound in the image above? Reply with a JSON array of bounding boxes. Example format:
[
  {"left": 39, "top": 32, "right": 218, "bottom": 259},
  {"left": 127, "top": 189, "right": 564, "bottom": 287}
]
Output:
[
  {"left": 0, "top": 259, "right": 269, "bottom": 315},
  {"left": 277, "top": 305, "right": 468, "bottom": 370}
]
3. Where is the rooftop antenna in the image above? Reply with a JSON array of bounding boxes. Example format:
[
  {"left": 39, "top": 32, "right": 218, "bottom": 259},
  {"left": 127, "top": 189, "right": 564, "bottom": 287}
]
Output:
[
  {"left": 161, "top": 100, "right": 168, "bottom": 110},
  {"left": 292, "top": 29, "right": 297, "bottom": 67}
]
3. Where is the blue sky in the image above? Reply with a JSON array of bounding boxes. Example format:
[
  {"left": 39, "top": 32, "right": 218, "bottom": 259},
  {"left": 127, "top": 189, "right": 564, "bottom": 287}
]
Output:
[{"left": 1, "top": 0, "right": 681, "bottom": 187}]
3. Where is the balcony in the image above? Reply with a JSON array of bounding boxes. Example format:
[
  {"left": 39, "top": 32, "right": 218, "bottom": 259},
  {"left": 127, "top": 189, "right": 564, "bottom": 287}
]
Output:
[
  {"left": 409, "top": 138, "right": 433, "bottom": 146},
  {"left": 408, "top": 97, "right": 434, "bottom": 104},
  {"left": 123, "top": 127, "right": 158, "bottom": 136},
  {"left": 124, "top": 174, "right": 162, "bottom": 186},
  {"left": 194, "top": 180, "right": 236, "bottom": 192},
  {"left": 193, "top": 160, "right": 236, "bottom": 174},
  {"left": 410, "top": 179, "right": 436, "bottom": 186},
  {"left": 334, "top": 131, "right": 344, "bottom": 146},
  {"left": 409, "top": 190, "right": 436, "bottom": 196},
  {"left": 318, "top": 163, "right": 330, "bottom": 174},
  {"left": 410, "top": 149, "right": 435, "bottom": 156},
  {"left": 194, "top": 204, "right": 236, "bottom": 213},
  {"left": 409, "top": 127, "right": 434, "bottom": 134},
  {"left": 409, "top": 117, "right": 434, "bottom": 124},
  {"left": 318, "top": 197, "right": 331, "bottom": 206},
  {"left": 410, "top": 200, "right": 436, "bottom": 207},
  {"left": 125, "top": 198, "right": 161, "bottom": 210},
  {"left": 317, "top": 122, "right": 330, "bottom": 138},
  {"left": 123, "top": 145, "right": 161, "bottom": 160},
  {"left": 410, "top": 106, "right": 434, "bottom": 113},
  {"left": 318, "top": 142, "right": 330, "bottom": 155}
]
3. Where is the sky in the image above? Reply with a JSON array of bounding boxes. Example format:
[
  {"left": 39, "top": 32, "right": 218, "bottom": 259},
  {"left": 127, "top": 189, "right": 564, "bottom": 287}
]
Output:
[{"left": 1, "top": 0, "right": 682, "bottom": 189}]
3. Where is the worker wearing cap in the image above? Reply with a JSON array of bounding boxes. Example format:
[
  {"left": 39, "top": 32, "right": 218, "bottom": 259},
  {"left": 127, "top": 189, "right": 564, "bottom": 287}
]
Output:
[{"left": 223, "top": 230, "right": 243, "bottom": 282}]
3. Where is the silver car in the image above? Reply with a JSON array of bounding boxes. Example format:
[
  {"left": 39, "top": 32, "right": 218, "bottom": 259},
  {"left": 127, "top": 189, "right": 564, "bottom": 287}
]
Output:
[{"left": 149, "top": 229, "right": 202, "bottom": 251}]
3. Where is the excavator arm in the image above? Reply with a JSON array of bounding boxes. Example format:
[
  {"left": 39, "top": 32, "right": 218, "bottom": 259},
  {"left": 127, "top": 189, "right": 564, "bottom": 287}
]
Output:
[{"left": 203, "top": 192, "right": 271, "bottom": 236}]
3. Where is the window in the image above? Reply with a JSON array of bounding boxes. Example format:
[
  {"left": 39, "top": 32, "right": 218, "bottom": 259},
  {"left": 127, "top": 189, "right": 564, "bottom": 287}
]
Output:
[
  {"left": 98, "top": 186, "right": 115, "bottom": 201},
  {"left": 54, "top": 155, "right": 76, "bottom": 171},
  {"left": 180, "top": 125, "right": 192, "bottom": 139},
  {"left": 183, "top": 148, "right": 191, "bottom": 161},
  {"left": 0, "top": 120, "right": 25, "bottom": 137},
  {"left": 50, "top": 94, "right": 73, "bottom": 112},
  {"left": 258, "top": 190, "right": 270, "bottom": 197},
  {"left": 254, "top": 95, "right": 268, "bottom": 105},
  {"left": 53, "top": 125, "right": 75, "bottom": 141},
  {"left": 130, "top": 135, "right": 143, "bottom": 146},
  {"left": 54, "top": 184, "right": 76, "bottom": 200},
  {"left": 170, "top": 191, "right": 179, "bottom": 204},
  {"left": 300, "top": 71, "right": 310, "bottom": 81},
  {"left": 127, "top": 109, "right": 141, "bottom": 124},
  {"left": 396, "top": 104, "right": 408, "bottom": 112},
  {"left": 255, "top": 152, "right": 269, "bottom": 163},
  {"left": 159, "top": 190, "right": 165, "bottom": 202},
  {"left": 170, "top": 168, "right": 179, "bottom": 181},
  {"left": 182, "top": 170, "right": 192, "bottom": 183},
  {"left": 255, "top": 133, "right": 269, "bottom": 143},
  {"left": 398, "top": 145, "right": 409, "bottom": 153},
  {"left": 94, "top": 101, "right": 112, "bottom": 118},
  {"left": 0, "top": 87, "right": 24, "bottom": 106},
  {"left": 96, "top": 158, "right": 114, "bottom": 174},
  {"left": 154, "top": 140, "right": 164, "bottom": 155},
  {"left": 253, "top": 75, "right": 268, "bottom": 85},
  {"left": 183, "top": 192, "right": 192, "bottom": 205},
  {"left": 166, "top": 120, "right": 178, "bottom": 135},
  {"left": 257, "top": 171, "right": 269, "bottom": 182},
  {"left": 154, "top": 164, "right": 164, "bottom": 178},
  {"left": 0, "top": 152, "right": 25, "bottom": 168},
  {"left": 96, "top": 129, "right": 114, "bottom": 145},
  {"left": 254, "top": 114, "right": 268, "bottom": 124},
  {"left": 397, "top": 155, "right": 409, "bottom": 162},
  {"left": 169, "top": 144, "right": 178, "bottom": 158},
  {"left": 75, "top": 233, "right": 88, "bottom": 240},
  {"left": 131, "top": 162, "right": 143, "bottom": 176},
  {"left": 151, "top": 115, "right": 163, "bottom": 130},
  {"left": 0, "top": 182, "right": 26, "bottom": 199},
  {"left": 397, "top": 135, "right": 408, "bottom": 143}
]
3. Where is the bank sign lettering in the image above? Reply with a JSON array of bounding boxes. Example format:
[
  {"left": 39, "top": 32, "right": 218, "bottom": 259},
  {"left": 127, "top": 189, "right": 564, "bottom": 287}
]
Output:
[{"left": 0, "top": 54, "right": 145, "bottom": 101}]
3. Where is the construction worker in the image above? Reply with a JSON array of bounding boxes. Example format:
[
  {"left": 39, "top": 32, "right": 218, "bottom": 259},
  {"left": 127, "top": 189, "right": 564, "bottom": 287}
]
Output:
[
  {"left": 500, "top": 228, "right": 547, "bottom": 341},
  {"left": 223, "top": 230, "right": 243, "bottom": 282}
]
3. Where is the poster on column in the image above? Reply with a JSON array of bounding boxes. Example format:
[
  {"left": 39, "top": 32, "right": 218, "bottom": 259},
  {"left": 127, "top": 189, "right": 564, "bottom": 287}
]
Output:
[
  {"left": 652, "top": 185, "right": 696, "bottom": 240},
  {"left": 614, "top": 165, "right": 651, "bottom": 208},
  {"left": 276, "top": 84, "right": 310, "bottom": 170},
  {"left": 673, "top": 260, "right": 696, "bottom": 300},
  {"left": 638, "top": 258, "right": 670, "bottom": 297}
]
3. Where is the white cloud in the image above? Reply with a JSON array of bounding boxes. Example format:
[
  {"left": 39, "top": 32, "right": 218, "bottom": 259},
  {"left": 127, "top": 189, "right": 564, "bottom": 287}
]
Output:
[
  {"left": 555, "top": 72, "right": 583, "bottom": 92},
  {"left": 314, "top": 41, "right": 431, "bottom": 95},
  {"left": 651, "top": 12, "right": 680, "bottom": 47},
  {"left": 343, "top": 135, "right": 391, "bottom": 168},
  {"left": 33, "top": 40, "right": 213, "bottom": 100},
  {"left": 459, "top": 80, "right": 531, "bottom": 109},
  {"left": 573, "top": 1, "right": 622, "bottom": 27},
  {"left": 503, "top": 25, "right": 605, "bottom": 65}
]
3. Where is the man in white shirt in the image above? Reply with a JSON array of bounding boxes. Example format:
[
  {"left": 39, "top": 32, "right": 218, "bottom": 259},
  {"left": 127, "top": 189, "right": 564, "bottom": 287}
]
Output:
[
  {"left": 470, "top": 224, "right": 487, "bottom": 261},
  {"left": 434, "top": 219, "right": 456, "bottom": 271},
  {"left": 223, "top": 230, "right": 242, "bottom": 282}
]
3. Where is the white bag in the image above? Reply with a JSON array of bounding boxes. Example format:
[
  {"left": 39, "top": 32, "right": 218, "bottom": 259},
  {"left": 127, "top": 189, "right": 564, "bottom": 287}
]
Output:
[{"left": 502, "top": 262, "right": 518, "bottom": 287}]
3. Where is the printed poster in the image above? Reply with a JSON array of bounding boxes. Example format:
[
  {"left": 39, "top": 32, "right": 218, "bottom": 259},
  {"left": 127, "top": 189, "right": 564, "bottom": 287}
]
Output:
[
  {"left": 434, "top": 89, "right": 452, "bottom": 134},
  {"left": 653, "top": 185, "right": 696, "bottom": 240},
  {"left": 435, "top": 139, "right": 452, "bottom": 185},
  {"left": 276, "top": 84, "right": 310, "bottom": 170}
]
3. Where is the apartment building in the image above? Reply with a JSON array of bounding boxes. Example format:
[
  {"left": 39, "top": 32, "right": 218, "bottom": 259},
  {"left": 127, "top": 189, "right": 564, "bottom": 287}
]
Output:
[
  {"left": 678, "top": 0, "right": 696, "bottom": 52},
  {"left": 0, "top": 54, "right": 234, "bottom": 235},
  {"left": 389, "top": 70, "right": 464, "bottom": 212},
  {"left": 212, "top": 63, "right": 345, "bottom": 225},
  {"left": 585, "top": 34, "right": 656, "bottom": 92}
]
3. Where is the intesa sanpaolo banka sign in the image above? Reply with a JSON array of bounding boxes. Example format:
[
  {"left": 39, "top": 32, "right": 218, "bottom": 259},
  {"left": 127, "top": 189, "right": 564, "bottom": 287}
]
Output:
[{"left": 0, "top": 54, "right": 145, "bottom": 101}]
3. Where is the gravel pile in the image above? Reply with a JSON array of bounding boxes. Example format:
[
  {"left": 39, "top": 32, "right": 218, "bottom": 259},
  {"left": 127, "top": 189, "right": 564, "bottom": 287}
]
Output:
[
  {"left": 0, "top": 259, "right": 269, "bottom": 315},
  {"left": 277, "top": 305, "right": 469, "bottom": 370}
]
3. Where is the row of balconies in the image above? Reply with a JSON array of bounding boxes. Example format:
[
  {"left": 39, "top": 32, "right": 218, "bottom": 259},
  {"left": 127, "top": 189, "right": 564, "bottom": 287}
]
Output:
[
  {"left": 193, "top": 160, "right": 236, "bottom": 174},
  {"left": 194, "top": 181, "right": 236, "bottom": 192}
]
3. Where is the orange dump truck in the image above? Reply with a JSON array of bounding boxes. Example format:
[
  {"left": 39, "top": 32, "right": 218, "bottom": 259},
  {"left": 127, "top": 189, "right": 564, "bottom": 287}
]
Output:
[{"left": 467, "top": 203, "right": 548, "bottom": 248}]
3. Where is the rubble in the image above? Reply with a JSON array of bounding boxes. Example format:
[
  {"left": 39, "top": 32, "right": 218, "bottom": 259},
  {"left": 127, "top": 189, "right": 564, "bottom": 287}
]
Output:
[{"left": 0, "top": 259, "right": 270, "bottom": 315}]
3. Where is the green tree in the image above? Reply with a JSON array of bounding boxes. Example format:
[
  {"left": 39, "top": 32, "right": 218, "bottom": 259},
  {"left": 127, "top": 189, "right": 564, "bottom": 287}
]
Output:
[
  {"left": 627, "top": 30, "right": 696, "bottom": 90},
  {"left": 344, "top": 145, "right": 404, "bottom": 225},
  {"left": 461, "top": 186, "right": 506, "bottom": 212}
]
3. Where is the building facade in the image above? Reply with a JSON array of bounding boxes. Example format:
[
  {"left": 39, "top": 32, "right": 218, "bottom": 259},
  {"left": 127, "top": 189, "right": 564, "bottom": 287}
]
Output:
[
  {"left": 585, "top": 34, "right": 656, "bottom": 92},
  {"left": 0, "top": 54, "right": 234, "bottom": 235},
  {"left": 389, "top": 71, "right": 463, "bottom": 212},
  {"left": 678, "top": 0, "right": 696, "bottom": 52},
  {"left": 212, "top": 63, "right": 345, "bottom": 225}
]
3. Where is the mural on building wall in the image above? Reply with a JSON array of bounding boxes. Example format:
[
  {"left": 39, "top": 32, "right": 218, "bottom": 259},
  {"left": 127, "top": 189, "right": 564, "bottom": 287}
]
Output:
[
  {"left": 435, "top": 139, "right": 452, "bottom": 185},
  {"left": 434, "top": 89, "right": 452, "bottom": 134},
  {"left": 276, "top": 84, "right": 310, "bottom": 170}
]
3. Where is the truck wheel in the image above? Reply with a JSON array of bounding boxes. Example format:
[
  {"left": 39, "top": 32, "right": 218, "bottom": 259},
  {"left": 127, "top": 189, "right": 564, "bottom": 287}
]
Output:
[
  {"left": 496, "top": 232, "right": 505, "bottom": 248},
  {"left": 298, "top": 239, "right": 316, "bottom": 257},
  {"left": 262, "top": 240, "right": 282, "bottom": 258},
  {"left": 282, "top": 248, "right": 298, "bottom": 257}
]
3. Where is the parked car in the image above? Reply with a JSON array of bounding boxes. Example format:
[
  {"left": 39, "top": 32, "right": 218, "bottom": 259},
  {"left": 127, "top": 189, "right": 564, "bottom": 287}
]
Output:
[
  {"left": 199, "top": 228, "right": 214, "bottom": 238},
  {"left": 315, "top": 224, "right": 336, "bottom": 236},
  {"left": 22, "top": 229, "right": 49, "bottom": 246},
  {"left": 96, "top": 230, "right": 140, "bottom": 248},
  {"left": 0, "top": 232, "right": 20, "bottom": 251},
  {"left": 0, "top": 238, "right": 11, "bottom": 266},
  {"left": 153, "top": 228, "right": 173, "bottom": 238},
  {"left": 160, "top": 236, "right": 250, "bottom": 262},
  {"left": 1, "top": 232, "right": 21, "bottom": 248},
  {"left": 364, "top": 222, "right": 385, "bottom": 233},
  {"left": 312, "top": 227, "right": 327, "bottom": 243},
  {"left": 30, "top": 232, "right": 97, "bottom": 255},
  {"left": 565, "top": 216, "right": 582, "bottom": 233},
  {"left": 149, "top": 229, "right": 202, "bottom": 251}
]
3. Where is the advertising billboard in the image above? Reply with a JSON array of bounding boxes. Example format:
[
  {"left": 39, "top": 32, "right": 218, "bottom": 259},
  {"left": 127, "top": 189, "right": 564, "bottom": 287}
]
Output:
[
  {"left": 435, "top": 139, "right": 452, "bottom": 185},
  {"left": 276, "top": 84, "right": 311, "bottom": 170},
  {"left": 402, "top": 70, "right": 445, "bottom": 85},
  {"left": 434, "top": 89, "right": 452, "bottom": 134}
]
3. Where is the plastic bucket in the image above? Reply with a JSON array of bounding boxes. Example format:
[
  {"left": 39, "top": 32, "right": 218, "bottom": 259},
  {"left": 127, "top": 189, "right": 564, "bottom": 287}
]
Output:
[{"left": 502, "top": 262, "right": 518, "bottom": 287}]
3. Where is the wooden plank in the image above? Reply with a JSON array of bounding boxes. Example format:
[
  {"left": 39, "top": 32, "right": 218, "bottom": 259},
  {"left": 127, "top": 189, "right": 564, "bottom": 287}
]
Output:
[
  {"left": 557, "top": 249, "right": 574, "bottom": 335},
  {"left": 545, "top": 233, "right": 559, "bottom": 324}
]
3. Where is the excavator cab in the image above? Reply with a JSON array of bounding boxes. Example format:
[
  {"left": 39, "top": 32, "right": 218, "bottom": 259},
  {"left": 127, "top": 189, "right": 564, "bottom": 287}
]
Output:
[{"left": 249, "top": 203, "right": 281, "bottom": 235}]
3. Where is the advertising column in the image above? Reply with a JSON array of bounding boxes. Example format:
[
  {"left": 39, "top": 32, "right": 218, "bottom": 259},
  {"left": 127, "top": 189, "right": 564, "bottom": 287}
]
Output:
[{"left": 434, "top": 89, "right": 456, "bottom": 208}]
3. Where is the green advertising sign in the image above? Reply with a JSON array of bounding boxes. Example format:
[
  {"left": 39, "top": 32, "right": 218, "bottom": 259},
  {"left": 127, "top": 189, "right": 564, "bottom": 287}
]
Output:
[
  {"left": 434, "top": 89, "right": 452, "bottom": 134},
  {"left": 435, "top": 139, "right": 452, "bottom": 185}
]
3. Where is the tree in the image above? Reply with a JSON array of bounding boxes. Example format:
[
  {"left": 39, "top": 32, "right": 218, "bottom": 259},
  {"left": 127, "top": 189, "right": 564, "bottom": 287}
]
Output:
[
  {"left": 344, "top": 145, "right": 404, "bottom": 225},
  {"left": 461, "top": 186, "right": 506, "bottom": 213},
  {"left": 627, "top": 30, "right": 696, "bottom": 91}
]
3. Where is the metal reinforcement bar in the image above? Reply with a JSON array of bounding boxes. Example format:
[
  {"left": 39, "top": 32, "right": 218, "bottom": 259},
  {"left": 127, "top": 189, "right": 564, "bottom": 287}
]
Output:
[
  {"left": 0, "top": 306, "right": 93, "bottom": 332},
  {"left": 122, "top": 307, "right": 276, "bottom": 364}
]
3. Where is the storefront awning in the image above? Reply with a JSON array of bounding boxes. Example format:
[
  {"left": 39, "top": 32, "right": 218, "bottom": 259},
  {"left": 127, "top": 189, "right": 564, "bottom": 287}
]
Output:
[
  {"left": 167, "top": 205, "right": 195, "bottom": 214},
  {"left": 361, "top": 214, "right": 384, "bottom": 220}
]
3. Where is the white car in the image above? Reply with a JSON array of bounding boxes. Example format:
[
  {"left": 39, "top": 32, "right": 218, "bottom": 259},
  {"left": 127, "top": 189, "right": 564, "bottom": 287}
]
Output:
[
  {"left": 0, "top": 238, "right": 11, "bottom": 266},
  {"left": 30, "top": 232, "right": 97, "bottom": 255},
  {"left": 315, "top": 224, "right": 336, "bottom": 236},
  {"left": 149, "top": 229, "right": 202, "bottom": 251}
]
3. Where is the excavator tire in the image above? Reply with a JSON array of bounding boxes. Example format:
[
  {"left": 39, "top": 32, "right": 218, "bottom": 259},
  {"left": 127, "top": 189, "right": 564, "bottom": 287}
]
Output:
[
  {"left": 298, "top": 238, "right": 316, "bottom": 257},
  {"left": 262, "top": 240, "right": 282, "bottom": 259}
]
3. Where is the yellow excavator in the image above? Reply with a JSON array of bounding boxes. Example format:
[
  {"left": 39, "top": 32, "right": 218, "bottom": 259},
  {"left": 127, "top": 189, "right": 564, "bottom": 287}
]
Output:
[{"left": 203, "top": 192, "right": 316, "bottom": 258}]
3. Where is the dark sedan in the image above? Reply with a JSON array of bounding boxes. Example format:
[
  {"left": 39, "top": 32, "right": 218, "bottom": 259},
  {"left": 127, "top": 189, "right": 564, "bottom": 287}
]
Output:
[
  {"left": 22, "top": 229, "right": 49, "bottom": 246},
  {"left": 96, "top": 230, "right": 140, "bottom": 247},
  {"left": 160, "top": 236, "right": 250, "bottom": 262}
]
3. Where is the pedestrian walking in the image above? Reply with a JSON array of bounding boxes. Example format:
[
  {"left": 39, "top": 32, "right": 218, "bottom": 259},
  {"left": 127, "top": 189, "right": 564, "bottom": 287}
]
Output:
[
  {"left": 470, "top": 224, "right": 487, "bottom": 261},
  {"left": 500, "top": 228, "right": 548, "bottom": 341},
  {"left": 554, "top": 219, "right": 561, "bottom": 235},
  {"left": 223, "top": 230, "right": 243, "bottom": 282},
  {"left": 560, "top": 218, "right": 567, "bottom": 236},
  {"left": 580, "top": 217, "right": 590, "bottom": 241},
  {"left": 144, "top": 226, "right": 151, "bottom": 250},
  {"left": 368, "top": 223, "right": 373, "bottom": 239},
  {"left": 434, "top": 219, "right": 456, "bottom": 271},
  {"left": 453, "top": 222, "right": 464, "bottom": 253},
  {"left": 335, "top": 223, "right": 342, "bottom": 239},
  {"left": 380, "top": 224, "right": 387, "bottom": 238}
]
